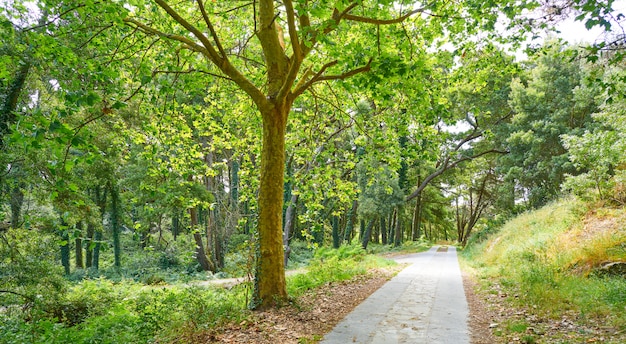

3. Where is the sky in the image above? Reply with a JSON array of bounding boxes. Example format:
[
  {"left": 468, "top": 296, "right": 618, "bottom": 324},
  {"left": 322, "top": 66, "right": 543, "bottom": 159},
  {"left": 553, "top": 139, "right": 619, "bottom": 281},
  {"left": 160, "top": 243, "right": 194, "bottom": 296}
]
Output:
[{"left": 553, "top": 2, "right": 626, "bottom": 45}]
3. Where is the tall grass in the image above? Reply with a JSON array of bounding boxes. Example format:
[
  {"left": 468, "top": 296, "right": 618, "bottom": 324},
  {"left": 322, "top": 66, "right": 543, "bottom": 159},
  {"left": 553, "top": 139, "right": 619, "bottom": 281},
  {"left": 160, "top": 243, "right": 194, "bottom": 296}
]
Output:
[{"left": 461, "top": 198, "right": 626, "bottom": 328}]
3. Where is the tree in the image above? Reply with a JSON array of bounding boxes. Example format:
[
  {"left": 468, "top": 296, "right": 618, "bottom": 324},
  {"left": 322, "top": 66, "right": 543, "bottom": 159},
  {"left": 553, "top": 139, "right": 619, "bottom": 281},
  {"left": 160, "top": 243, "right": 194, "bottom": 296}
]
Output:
[
  {"left": 502, "top": 42, "right": 599, "bottom": 207},
  {"left": 115, "top": 0, "right": 500, "bottom": 308}
]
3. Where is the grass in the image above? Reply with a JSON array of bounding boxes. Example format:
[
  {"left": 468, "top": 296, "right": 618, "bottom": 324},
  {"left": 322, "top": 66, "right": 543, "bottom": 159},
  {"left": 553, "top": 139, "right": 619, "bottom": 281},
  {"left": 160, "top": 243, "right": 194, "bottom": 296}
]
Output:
[{"left": 461, "top": 197, "right": 626, "bottom": 339}]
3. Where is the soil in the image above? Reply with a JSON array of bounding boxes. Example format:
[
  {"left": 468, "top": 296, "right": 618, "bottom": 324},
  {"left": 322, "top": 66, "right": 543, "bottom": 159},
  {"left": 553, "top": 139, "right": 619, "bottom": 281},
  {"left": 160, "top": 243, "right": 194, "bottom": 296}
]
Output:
[
  {"left": 462, "top": 274, "right": 626, "bottom": 344},
  {"left": 462, "top": 271, "right": 498, "bottom": 344}
]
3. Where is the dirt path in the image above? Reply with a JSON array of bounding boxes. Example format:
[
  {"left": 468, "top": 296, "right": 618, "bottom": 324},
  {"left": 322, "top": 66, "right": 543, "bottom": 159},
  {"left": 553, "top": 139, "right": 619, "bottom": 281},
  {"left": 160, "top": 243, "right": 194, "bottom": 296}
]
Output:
[{"left": 320, "top": 246, "right": 469, "bottom": 344}]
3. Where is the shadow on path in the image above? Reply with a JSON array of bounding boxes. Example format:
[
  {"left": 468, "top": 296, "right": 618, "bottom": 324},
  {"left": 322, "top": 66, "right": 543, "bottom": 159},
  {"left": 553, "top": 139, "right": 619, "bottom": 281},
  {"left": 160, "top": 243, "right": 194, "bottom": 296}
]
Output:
[{"left": 320, "top": 246, "right": 469, "bottom": 344}]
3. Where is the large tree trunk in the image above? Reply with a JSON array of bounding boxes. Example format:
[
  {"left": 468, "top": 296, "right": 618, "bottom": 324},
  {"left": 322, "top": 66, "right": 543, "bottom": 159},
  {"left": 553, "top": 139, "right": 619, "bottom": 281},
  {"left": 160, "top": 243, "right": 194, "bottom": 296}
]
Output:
[{"left": 253, "top": 108, "right": 288, "bottom": 309}]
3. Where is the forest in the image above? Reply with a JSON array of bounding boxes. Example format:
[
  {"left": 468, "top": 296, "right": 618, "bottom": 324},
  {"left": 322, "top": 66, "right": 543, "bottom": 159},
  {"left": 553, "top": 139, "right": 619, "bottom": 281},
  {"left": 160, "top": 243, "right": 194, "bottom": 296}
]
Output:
[{"left": 1, "top": 0, "right": 625, "bottom": 343}]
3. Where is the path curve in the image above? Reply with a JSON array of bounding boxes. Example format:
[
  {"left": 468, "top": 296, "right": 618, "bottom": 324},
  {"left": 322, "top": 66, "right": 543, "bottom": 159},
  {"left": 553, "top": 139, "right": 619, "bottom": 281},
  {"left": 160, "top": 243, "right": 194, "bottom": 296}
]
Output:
[{"left": 320, "top": 246, "right": 469, "bottom": 344}]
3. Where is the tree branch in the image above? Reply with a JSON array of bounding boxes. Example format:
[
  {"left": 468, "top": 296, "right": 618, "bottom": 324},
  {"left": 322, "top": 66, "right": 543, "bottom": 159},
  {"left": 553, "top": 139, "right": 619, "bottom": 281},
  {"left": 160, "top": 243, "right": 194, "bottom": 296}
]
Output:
[
  {"left": 406, "top": 149, "right": 508, "bottom": 202},
  {"left": 0, "top": 289, "right": 35, "bottom": 303},
  {"left": 292, "top": 58, "right": 371, "bottom": 98},
  {"left": 125, "top": 9, "right": 268, "bottom": 110},
  {"left": 283, "top": 0, "right": 302, "bottom": 60},
  {"left": 154, "top": 0, "right": 223, "bottom": 65},
  {"left": 153, "top": 68, "right": 233, "bottom": 81},
  {"left": 196, "top": 0, "right": 227, "bottom": 59},
  {"left": 343, "top": 7, "right": 426, "bottom": 25},
  {"left": 123, "top": 18, "right": 208, "bottom": 55}
]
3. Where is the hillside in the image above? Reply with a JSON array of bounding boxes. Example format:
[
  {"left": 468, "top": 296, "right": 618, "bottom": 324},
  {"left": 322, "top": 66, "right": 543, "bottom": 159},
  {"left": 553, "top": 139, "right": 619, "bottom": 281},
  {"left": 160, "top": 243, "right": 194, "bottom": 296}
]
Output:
[{"left": 461, "top": 199, "right": 626, "bottom": 343}]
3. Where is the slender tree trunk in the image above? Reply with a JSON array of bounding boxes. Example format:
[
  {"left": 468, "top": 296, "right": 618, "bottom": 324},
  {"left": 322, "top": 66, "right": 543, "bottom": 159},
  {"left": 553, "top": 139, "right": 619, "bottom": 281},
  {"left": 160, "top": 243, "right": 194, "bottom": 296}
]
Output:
[
  {"left": 332, "top": 215, "right": 340, "bottom": 249},
  {"left": 92, "top": 186, "right": 106, "bottom": 271},
  {"left": 92, "top": 229, "right": 101, "bottom": 270},
  {"left": 394, "top": 205, "right": 403, "bottom": 247},
  {"left": 373, "top": 219, "right": 380, "bottom": 244},
  {"left": 253, "top": 108, "right": 288, "bottom": 309},
  {"left": 343, "top": 200, "right": 358, "bottom": 244},
  {"left": 191, "top": 207, "right": 214, "bottom": 272},
  {"left": 85, "top": 222, "right": 94, "bottom": 268},
  {"left": 361, "top": 219, "right": 376, "bottom": 250},
  {"left": 412, "top": 193, "right": 423, "bottom": 241},
  {"left": 283, "top": 194, "right": 298, "bottom": 267},
  {"left": 9, "top": 184, "right": 24, "bottom": 229},
  {"left": 109, "top": 183, "right": 121, "bottom": 269},
  {"left": 381, "top": 216, "right": 387, "bottom": 245},
  {"left": 230, "top": 159, "right": 240, "bottom": 205},
  {"left": 59, "top": 218, "right": 70, "bottom": 275},
  {"left": 75, "top": 221, "right": 84, "bottom": 269}
]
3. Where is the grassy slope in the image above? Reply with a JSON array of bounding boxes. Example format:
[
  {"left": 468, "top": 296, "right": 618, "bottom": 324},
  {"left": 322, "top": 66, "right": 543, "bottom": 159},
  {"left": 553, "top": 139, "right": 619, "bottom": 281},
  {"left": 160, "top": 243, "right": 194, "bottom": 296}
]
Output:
[{"left": 461, "top": 198, "right": 626, "bottom": 342}]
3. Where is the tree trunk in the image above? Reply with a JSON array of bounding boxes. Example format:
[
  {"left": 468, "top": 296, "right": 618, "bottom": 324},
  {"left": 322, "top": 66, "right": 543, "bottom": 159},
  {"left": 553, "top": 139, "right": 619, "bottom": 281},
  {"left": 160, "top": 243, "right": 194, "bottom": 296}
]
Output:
[
  {"left": 394, "top": 205, "right": 403, "bottom": 247},
  {"left": 9, "top": 184, "right": 24, "bottom": 229},
  {"left": 91, "top": 186, "right": 106, "bottom": 271},
  {"left": 92, "top": 229, "right": 101, "bottom": 270},
  {"left": 59, "top": 218, "right": 70, "bottom": 275},
  {"left": 172, "top": 212, "right": 179, "bottom": 241},
  {"left": 253, "top": 108, "right": 288, "bottom": 309},
  {"left": 332, "top": 215, "right": 340, "bottom": 249},
  {"left": 230, "top": 159, "right": 240, "bottom": 205},
  {"left": 343, "top": 200, "right": 358, "bottom": 244},
  {"left": 381, "top": 216, "right": 387, "bottom": 245},
  {"left": 361, "top": 219, "right": 376, "bottom": 250},
  {"left": 85, "top": 222, "right": 94, "bottom": 268},
  {"left": 412, "top": 193, "right": 423, "bottom": 241},
  {"left": 191, "top": 207, "right": 214, "bottom": 272},
  {"left": 283, "top": 194, "right": 298, "bottom": 267},
  {"left": 75, "top": 221, "right": 84, "bottom": 269},
  {"left": 1, "top": 61, "right": 30, "bottom": 145},
  {"left": 109, "top": 183, "right": 121, "bottom": 269}
]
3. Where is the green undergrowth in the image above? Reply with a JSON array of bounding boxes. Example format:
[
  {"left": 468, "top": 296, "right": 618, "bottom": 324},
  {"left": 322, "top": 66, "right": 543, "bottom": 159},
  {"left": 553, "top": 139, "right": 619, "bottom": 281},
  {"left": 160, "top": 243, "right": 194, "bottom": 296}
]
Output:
[
  {"left": 366, "top": 239, "right": 432, "bottom": 255},
  {"left": 0, "top": 243, "right": 397, "bottom": 344},
  {"left": 287, "top": 244, "right": 398, "bottom": 297},
  {"left": 461, "top": 198, "right": 626, "bottom": 336}
]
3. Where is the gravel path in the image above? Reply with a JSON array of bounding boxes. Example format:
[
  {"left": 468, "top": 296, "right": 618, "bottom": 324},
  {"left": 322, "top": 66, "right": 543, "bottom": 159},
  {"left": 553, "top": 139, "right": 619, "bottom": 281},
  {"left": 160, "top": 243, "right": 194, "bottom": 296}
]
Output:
[{"left": 320, "top": 246, "right": 469, "bottom": 344}]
